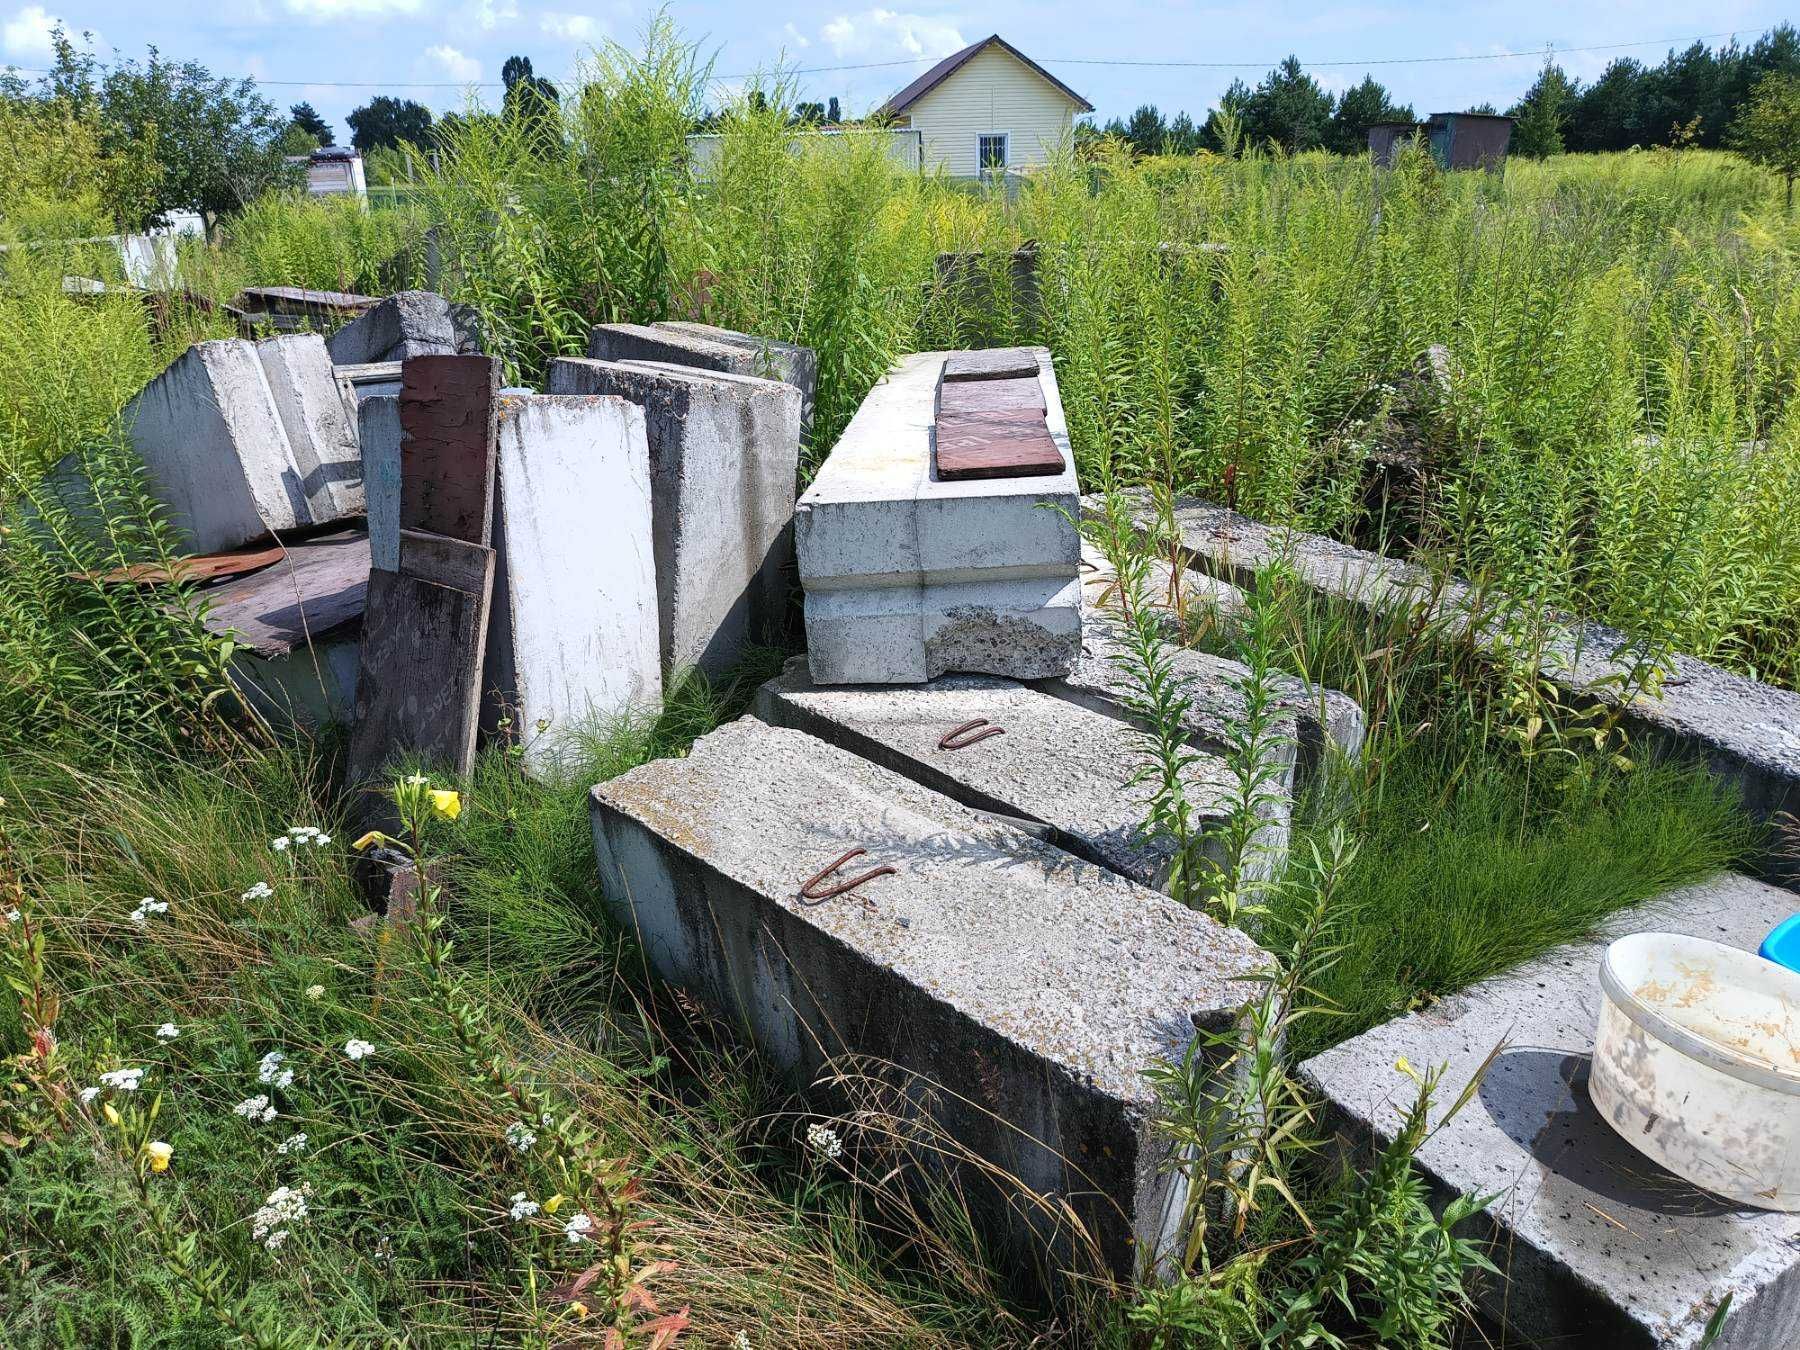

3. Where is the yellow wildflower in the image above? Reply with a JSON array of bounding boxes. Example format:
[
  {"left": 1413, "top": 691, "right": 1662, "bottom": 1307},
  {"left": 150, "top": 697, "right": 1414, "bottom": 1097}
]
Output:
[
  {"left": 143, "top": 1140, "right": 173, "bottom": 1173},
  {"left": 568, "top": 1302, "right": 590, "bottom": 1320},
  {"left": 103, "top": 1103, "right": 121, "bottom": 1126},
  {"left": 543, "top": 1193, "right": 566, "bottom": 1215},
  {"left": 351, "top": 830, "right": 386, "bottom": 851},
  {"left": 428, "top": 789, "right": 462, "bottom": 821}
]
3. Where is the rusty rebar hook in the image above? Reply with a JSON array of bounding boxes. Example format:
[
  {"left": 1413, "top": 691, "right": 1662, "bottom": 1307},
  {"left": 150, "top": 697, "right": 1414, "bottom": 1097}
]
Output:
[
  {"left": 937, "top": 718, "right": 1006, "bottom": 751},
  {"left": 798, "top": 847, "right": 896, "bottom": 905}
]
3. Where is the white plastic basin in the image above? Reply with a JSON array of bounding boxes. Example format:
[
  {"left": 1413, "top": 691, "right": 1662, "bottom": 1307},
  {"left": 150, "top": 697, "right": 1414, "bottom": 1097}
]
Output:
[{"left": 1593, "top": 932, "right": 1800, "bottom": 1210}]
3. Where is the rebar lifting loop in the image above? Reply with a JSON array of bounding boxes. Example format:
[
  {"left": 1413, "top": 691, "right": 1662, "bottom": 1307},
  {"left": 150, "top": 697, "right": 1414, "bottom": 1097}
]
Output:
[
  {"left": 937, "top": 718, "right": 1006, "bottom": 751},
  {"left": 798, "top": 847, "right": 897, "bottom": 905}
]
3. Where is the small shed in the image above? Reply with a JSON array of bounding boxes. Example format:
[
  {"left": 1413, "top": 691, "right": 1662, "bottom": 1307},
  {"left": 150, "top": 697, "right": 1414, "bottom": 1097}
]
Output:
[{"left": 1368, "top": 112, "right": 1514, "bottom": 171}]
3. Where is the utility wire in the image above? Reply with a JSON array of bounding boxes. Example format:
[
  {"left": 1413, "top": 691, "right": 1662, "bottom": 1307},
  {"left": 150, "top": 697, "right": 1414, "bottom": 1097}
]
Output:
[{"left": 0, "top": 29, "right": 1755, "bottom": 90}]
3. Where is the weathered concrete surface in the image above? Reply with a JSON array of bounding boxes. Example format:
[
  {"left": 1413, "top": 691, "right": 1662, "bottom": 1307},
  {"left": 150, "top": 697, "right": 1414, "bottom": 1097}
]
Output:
[
  {"left": 1122, "top": 493, "right": 1799, "bottom": 878},
  {"left": 754, "top": 655, "right": 1276, "bottom": 889},
  {"left": 1304, "top": 873, "right": 1800, "bottom": 1350},
  {"left": 255, "top": 334, "right": 364, "bottom": 522},
  {"left": 334, "top": 360, "right": 404, "bottom": 411},
  {"left": 654, "top": 321, "right": 819, "bottom": 439},
  {"left": 545, "top": 356, "right": 800, "bottom": 677},
  {"left": 590, "top": 716, "right": 1269, "bottom": 1279},
  {"left": 1038, "top": 541, "right": 1363, "bottom": 802},
  {"left": 358, "top": 395, "right": 402, "bottom": 572},
  {"left": 325, "top": 290, "right": 479, "bottom": 366},
  {"left": 797, "top": 349, "right": 1082, "bottom": 683},
  {"left": 124, "top": 339, "right": 310, "bottom": 552},
  {"left": 482, "top": 394, "right": 660, "bottom": 773}
]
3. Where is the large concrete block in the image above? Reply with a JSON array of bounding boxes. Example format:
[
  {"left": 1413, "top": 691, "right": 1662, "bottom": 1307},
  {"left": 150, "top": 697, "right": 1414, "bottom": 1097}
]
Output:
[
  {"left": 587, "top": 321, "right": 817, "bottom": 437},
  {"left": 590, "top": 716, "right": 1269, "bottom": 1278},
  {"left": 325, "top": 291, "right": 478, "bottom": 366},
  {"left": 255, "top": 334, "right": 364, "bottom": 522},
  {"left": 797, "top": 349, "right": 1082, "bottom": 683},
  {"left": 544, "top": 356, "right": 801, "bottom": 677},
  {"left": 1304, "top": 873, "right": 1800, "bottom": 1350},
  {"left": 755, "top": 656, "right": 1282, "bottom": 890},
  {"left": 481, "top": 394, "right": 660, "bottom": 773}
]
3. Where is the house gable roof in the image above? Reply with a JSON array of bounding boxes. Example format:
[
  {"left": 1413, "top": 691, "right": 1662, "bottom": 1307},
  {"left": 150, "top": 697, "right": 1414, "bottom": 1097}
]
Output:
[{"left": 877, "top": 34, "right": 1094, "bottom": 118}]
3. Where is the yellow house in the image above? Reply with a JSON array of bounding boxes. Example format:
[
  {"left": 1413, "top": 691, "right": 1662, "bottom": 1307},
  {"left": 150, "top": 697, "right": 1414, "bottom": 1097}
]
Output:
[{"left": 876, "top": 34, "right": 1093, "bottom": 177}]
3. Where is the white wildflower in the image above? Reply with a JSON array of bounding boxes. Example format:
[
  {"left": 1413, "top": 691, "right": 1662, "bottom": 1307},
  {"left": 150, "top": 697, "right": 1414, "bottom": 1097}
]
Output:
[
  {"left": 276, "top": 1132, "right": 308, "bottom": 1156},
  {"left": 271, "top": 837, "right": 290, "bottom": 852},
  {"left": 234, "top": 1094, "right": 278, "bottom": 1124},
  {"left": 508, "top": 1192, "right": 539, "bottom": 1221},
  {"left": 251, "top": 1182, "right": 312, "bottom": 1250},
  {"left": 4, "top": 907, "right": 19, "bottom": 924},
  {"left": 563, "top": 1212, "right": 594, "bottom": 1244},
  {"left": 240, "top": 881, "right": 273, "bottom": 902},
  {"left": 304, "top": 984, "right": 325, "bottom": 1001},
  {"left": 257, "top": 1051, "right": 294, "bottom": 1089},
  {"left": 98, "top": 1067, "right": 145, "bottom": 1092},
  {"left": 129, "top": 897, "right": 168, "bottom": 927},
  {"left": 343, "top": 1038, "right": 374, "bottom": 1062},
  {"left": 731, "top": 1333, "right": 752, "bottom": 1350},
  {"left": 504, "top": 1120, "right": 537, "bottom": 1153},
  {"left": 155, "top": 1023, "right": 180, "bottom": 1041},
  {"left": 78, "top": 1086, "right": 100, "bottom": 1105},
  {"left": 315, "top": 834, "right": 331, "bottom": 847},
  {"left": 805, "top": 1122, "right": 843, "bottom": 1160}
]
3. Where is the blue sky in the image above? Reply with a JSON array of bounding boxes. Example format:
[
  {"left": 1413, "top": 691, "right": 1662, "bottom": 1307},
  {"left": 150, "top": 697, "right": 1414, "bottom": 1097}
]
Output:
[{"left": 2, "top": 1, "right": 1792, "bottom": 138}]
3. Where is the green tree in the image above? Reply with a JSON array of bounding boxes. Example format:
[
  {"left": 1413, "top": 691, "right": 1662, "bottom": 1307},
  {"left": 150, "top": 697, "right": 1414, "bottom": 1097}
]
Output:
[
  {"left": 1730, "top": 71, "right": 1800, "bottom": 209},
  {"left": 1509, "top": 60, "right": 1577, "bottom": 157},
  {"left": 1329, "top": 74, "right": 1413, "bottom": 153},
  {"left": 1239, "top": 57, "right": 1335, "bottom": 152},
  {"left": 289, "top": 100, "right": 333, "bottom": 146},
  {"left": 348, "top": 94, "right": 435, "bottom": 154},
  {"left": 1123, "top": 103, "right": 1168, "bottom": 155}
]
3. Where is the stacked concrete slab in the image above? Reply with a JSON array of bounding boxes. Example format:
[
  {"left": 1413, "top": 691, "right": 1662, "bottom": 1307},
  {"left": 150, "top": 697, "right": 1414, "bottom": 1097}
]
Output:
[
  {"left": 325, "top": 290, "right": 480, "bottom": 366},
  {"left": 1304, "top": 872, "right": 1800, "bottom": 1349},
  {"left": 545, "top": 356, "right": 801, "bottom": 678},
  {"left": 587, "top": 320, "right": 817, "bottom": 439},
  {"left": 796, "top": 349, "right": 1082, "bottom": 684},
  {"left": 590, "top": 716, "right": 1269, "bottom": 1277},
  {"left": 480, "top": 394, "right": 661, "bottom": 773},
  {"left": 125, "top": 334, "right": 364, "bottom": 553}
]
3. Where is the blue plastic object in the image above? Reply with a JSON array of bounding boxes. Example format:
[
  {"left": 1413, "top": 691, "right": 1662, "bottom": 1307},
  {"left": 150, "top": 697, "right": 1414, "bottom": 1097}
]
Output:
[{"left": 1759, "top": 913, "right": 1800, "bottom": 973}]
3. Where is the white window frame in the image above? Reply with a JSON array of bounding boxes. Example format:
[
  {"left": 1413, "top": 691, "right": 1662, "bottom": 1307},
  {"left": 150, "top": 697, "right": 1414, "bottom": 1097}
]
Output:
[{"left": 977, "top": 132, "right": 1009, "bottom": 172}]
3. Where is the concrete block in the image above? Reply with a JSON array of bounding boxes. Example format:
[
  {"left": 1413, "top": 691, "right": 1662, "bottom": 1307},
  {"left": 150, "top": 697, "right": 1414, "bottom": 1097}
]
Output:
[
  {"left": 481, "top": 394, "right": 660, "bottom": 774},
  {"left": 589, "top": 716, "right": 1269, "bottom": 1277},
  {"left": 544, "top": 356, "right": 801, "bottom": 677},
  {"left": 255, "top": 334, "right": 364, "bottom": 522},
  {"left": 358, "top": 395, "right": 401, "bottom": 572},
  {"left": 588, "top": 321, "right": 818, "bottom": 438},
  {"left": 754, "top": 656, "right": 1281, "bottom": 890},
  {"left": 325, "top": 291, "right": 478, "bottom": 367},
  {"left": 1303, "top": 873, "right": 1800, "bottom": 1350},
  {"left": 796, "top": 349, "right": 1082, "bottom": 683},
  {"left": 124, "top": 339, "right": 309, "bottom": 552}
]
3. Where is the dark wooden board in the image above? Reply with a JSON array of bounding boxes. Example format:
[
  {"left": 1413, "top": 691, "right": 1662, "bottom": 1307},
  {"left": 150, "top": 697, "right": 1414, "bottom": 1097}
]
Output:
[
  {"left": 938, "top": 374, "right": 1045, "bottom": 417},
  {"left": 398, "top": 528, "right": 492, "bottom": 595},
  {"left": 934, "top": 415, "right": 1065, "bottom": 480},
  {"left": 942, "top": 347, "right": 1039, "bottom": 382},
  {"left": 399, "top": 355, "right": 501, "bottom": 546},
  {"left": 198, "top": 531, "right": 370, "bottom": 656},
  {"left": 346, "top": 555, "right": 494, "bottom": 788}
]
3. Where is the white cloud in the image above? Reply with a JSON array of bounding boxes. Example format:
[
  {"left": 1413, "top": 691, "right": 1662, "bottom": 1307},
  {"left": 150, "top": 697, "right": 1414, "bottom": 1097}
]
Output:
[
  {"left": 283, "top": 0, "right": 426, "bottom": 18},
  {"left": 540, "top": 11, "right": 601, "bottom": 41},
  {"left": 426, "top": 43, "right": 481, "bottom": 81},
  {"left": 820, "top": 9, "right": 964, "bottom": 61},
  {"left": 3, "top": 4, "right": 59, "bottom": 59},
  {"left": 781, "top": 21, "right": 810, "bottom": 50},
  {"left": 467, "top": 0, "right": 517, "bottom": 29}
]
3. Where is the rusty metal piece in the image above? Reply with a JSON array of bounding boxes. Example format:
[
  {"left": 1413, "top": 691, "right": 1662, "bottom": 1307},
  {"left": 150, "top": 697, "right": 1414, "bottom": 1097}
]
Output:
[
  {"left": 937, "top": 718, "right": 1006, "bottom": 751},
  {"left": 798, "top": 847, "right": 897, "bottom": 904}
]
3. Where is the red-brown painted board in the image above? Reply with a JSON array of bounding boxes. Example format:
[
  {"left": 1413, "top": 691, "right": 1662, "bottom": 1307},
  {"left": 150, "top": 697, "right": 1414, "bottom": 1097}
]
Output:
[
  {"left": 938, "top": 375, "right": 1045, "bottom": 417},
  {"left": 935, "top": 414, "right": 1065, "bottom": 480},
  {"left": 399, "top": 355, "right": 501, "bottom": 546}
]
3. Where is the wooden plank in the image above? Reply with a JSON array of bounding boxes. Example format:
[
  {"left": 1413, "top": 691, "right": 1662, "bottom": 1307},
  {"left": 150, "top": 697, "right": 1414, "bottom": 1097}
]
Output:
[
  {"left": 938, "top": 374, "right": 1045, "bottom": 417},
  {"left": 399, "top": 355, "right": 501, "bottom": 545},
  {"left": 346, "top": 555, "right": 494, "bottom": 786},
  {"left": 198, "top": 531, "right": 370, "bottom": 656},
  {"left": 934, "top": 415, "right": 1065, "bottom": 481},
  {"left": 941, "top": 347, "right": 1039, "bottom": 382},
  {"left": 398, "top": 528, "right": 491, "bottom": 595},
  {"left": 81, "top": 540, "right": 287, "bottom": 587}
]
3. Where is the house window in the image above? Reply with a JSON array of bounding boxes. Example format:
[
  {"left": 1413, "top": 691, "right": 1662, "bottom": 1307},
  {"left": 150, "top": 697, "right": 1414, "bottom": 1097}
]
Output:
[{"left": 978, "top": 133, "right": 1009, "bottom": 171}]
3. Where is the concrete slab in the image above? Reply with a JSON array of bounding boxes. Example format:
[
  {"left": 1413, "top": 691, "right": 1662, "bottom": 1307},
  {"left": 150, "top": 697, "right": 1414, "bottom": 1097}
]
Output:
[
  {"left": 589, "top": 716, "right": 1270, "bottom": 1278},
  {"left": 1303, "top": 873, "right": 1800, "bottom": 1350},
  {"left": 325, "top": 290, "right": 477, "bottom": 366},
  {"left": 1125, "top": 492, "right": 1800, "bottom": 883},
  {"left": 544, "top": 356, "right": 800, "bottom": 677},
  {"left": 255, "top": 334, "right": 364, "bottom": 523},
  {"left": 482, "top": 394, "right": 660, "bottom": 774},
  {"left": 797, "top": 349, "right": 1082, "bottom": 683},
  {"left": 358, "top": 395, "right": 401, "bottom": 572},
  {"left": 124, "top": 339, "right": 309, "bottom": 552},
  {"left": 755, "top": 656, "right": 1275, "bottom": 890},
  {"left": 652, "top": 321, "right": 819, "bottom": 439}
]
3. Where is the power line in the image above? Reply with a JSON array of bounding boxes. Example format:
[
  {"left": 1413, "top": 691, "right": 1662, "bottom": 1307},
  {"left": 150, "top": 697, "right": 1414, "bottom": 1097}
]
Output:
[{"left": 0, "top": 29, "right": 1756, "bottom": 91}]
